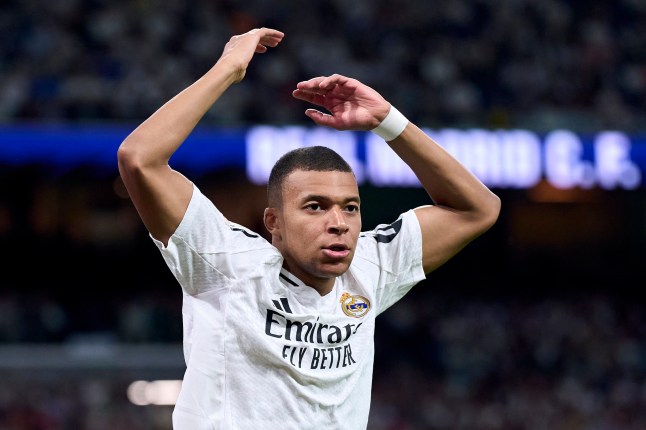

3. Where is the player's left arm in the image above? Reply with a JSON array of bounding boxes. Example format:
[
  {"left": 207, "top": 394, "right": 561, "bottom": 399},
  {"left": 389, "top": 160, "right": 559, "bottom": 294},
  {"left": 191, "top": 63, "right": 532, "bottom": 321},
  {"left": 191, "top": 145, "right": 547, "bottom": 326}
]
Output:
[
  {"left": 387, "top": 123, "right": 501, "bottom": 274},
  {"left": 293, "top": 74, "right": 501, "bottom": 274}
]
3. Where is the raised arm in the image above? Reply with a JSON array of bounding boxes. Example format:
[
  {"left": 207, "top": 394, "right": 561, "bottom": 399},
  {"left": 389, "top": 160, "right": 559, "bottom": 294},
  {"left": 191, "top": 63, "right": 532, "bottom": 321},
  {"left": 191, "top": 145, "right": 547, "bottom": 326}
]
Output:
[
  {"left": 292, "top": 74, "right": 501, "bottom": 274},
  {"left": 117, "top": 28, "right": 284, "bottom": 246}
]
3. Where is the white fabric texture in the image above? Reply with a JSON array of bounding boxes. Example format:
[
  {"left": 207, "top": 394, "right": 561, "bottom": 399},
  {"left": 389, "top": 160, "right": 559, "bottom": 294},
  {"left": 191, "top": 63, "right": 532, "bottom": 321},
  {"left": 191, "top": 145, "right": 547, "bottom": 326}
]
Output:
[{"left": 152, "top": 184, "right": 426, "bottom": 430}]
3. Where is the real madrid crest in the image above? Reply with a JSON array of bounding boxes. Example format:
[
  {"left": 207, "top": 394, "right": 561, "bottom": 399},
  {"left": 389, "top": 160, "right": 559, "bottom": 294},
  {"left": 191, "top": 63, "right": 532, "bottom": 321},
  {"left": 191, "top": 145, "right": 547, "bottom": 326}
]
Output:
[{"left": 340, "top": 292, "right": 371, "bottom": 318}]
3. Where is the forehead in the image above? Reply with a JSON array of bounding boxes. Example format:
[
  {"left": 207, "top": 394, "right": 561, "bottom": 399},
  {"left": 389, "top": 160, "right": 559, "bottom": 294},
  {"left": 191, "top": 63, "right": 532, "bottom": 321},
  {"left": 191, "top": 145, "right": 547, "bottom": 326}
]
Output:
[{"left": 282, "top": 170, "right": 359, "bottom": 201}]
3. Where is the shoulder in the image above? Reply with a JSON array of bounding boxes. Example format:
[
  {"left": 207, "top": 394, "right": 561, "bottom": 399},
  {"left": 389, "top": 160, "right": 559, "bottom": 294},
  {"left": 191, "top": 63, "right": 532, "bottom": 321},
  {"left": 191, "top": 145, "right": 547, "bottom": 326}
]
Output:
[
  {"left": 348, "top": 210, "right": 426, "bottom": 313},
  {"left": 352, "top": 209, "right": 422, "bottom": 269},
  {"left": 172, "top": 184, "right": 271, "bottom": 253},
  {"left": 358, "top": 209, "right": 420, "bottom": 248}
]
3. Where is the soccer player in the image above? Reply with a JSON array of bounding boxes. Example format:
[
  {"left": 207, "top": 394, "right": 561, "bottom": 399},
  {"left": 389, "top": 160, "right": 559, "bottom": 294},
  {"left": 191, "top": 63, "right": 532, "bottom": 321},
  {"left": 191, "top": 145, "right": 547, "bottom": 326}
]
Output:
[{"left": 117, "top": 27, "right": 500, "bottom": 429}]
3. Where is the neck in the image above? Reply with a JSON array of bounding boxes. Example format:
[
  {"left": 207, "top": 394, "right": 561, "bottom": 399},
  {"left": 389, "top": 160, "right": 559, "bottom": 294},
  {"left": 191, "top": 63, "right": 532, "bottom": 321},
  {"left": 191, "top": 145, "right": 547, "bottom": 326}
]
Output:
[
  {"left": 308, "top": 280, "right": 335, "bottom": 297},
  {"left": 282, "top": 263, "right": 335, "bottom": 296}
]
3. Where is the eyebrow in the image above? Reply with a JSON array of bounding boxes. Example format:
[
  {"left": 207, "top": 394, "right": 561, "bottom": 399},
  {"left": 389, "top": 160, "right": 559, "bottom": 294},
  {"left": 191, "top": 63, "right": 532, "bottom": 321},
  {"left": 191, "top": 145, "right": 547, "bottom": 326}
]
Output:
[{"left": 301, "top": 194, "right": 361, "bottom": 205}]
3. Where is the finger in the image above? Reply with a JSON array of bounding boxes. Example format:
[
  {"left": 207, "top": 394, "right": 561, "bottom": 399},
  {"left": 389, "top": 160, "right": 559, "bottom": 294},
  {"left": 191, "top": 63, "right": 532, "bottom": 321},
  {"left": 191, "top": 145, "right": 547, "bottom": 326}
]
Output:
[
  {"left": 292, "top": 89, "right": 327, "bottom": 107},
  {"left": 296, "top": 77, "right": 329, "bottom": 91},
  {"left": 260, "top": 35, "right": 284, "bottom": 47},
  {"left": 248, "top": 28, "right": 284, "bottom": 51},
  {"left": 255, "top": 28, "right": 284, "bottom": 45},
  {"left": 292, "top": 89, "right": 317, "bottom": 100},
  {"left": 304, "top": 109, "right": 337, "bottom": 127},
  {"left": 319, "top": 74, "right": 351, "bottom": 89},
  {"left": 257, "top": 28, "right": 285, "bottom": 39},
  {"left": 291, "top": 89, "right": 308, "bottom": 101},
  {"left": 255, "top": 35, "right": 284, "bottom": 53},
  {"left": 250, "top": 27, "right": 284, "bottom": 38}
]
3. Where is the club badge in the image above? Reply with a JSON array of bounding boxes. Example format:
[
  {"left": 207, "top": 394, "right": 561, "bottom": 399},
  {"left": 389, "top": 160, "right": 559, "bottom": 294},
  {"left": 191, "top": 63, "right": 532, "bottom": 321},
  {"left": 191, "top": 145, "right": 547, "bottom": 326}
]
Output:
[{"left": 340, "top": 292, "right": 370, "bottom": 318}]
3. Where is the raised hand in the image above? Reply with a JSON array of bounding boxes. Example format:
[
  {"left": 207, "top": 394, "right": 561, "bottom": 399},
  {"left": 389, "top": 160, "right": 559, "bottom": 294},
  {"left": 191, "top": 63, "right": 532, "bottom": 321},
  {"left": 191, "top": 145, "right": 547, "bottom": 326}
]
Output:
[
  {"left": 217, "top": 27, "right": 285, "bottom": 83},
  {"left": 292, "top": 74, "right": 391, "bottom": 131}
]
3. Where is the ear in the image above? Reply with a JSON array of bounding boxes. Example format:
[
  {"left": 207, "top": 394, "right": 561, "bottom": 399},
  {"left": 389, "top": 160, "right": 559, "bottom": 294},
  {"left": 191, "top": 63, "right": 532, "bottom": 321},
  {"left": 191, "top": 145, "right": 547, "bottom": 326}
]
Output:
[{"left": 263, "top": 207, "right": 280, "bottom": 236}]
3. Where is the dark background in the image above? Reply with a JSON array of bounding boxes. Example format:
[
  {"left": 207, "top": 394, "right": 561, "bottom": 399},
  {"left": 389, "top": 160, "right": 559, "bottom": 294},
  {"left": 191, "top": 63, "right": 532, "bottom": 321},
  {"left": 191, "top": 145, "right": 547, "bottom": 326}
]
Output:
[{"left": 1, "top": 1, "right": 646, "bottom": 429}]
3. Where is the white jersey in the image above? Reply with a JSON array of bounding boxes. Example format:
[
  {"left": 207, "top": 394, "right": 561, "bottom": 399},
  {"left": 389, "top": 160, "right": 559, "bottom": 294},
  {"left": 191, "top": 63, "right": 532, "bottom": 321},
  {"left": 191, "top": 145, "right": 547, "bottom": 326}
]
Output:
[{"left": 152, "top": 184, "right": 425, "bottom": 430}]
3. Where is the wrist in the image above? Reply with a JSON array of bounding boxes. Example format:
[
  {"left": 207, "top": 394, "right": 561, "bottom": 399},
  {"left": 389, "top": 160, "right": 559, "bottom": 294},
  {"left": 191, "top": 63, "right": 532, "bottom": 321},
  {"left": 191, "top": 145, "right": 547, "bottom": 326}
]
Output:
[
  {"left": 212, "top": 59, "right": 246, "bottom": 85},
  {"left": 370, "top": 105, "right": 409, "bottom": 141}
]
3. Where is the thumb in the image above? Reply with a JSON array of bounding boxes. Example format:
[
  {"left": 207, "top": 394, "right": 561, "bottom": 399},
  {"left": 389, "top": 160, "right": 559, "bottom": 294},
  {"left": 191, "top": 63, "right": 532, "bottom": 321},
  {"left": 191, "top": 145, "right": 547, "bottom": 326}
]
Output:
[{"left": 304, "top": 109, "right": 338, "bottom": 128}]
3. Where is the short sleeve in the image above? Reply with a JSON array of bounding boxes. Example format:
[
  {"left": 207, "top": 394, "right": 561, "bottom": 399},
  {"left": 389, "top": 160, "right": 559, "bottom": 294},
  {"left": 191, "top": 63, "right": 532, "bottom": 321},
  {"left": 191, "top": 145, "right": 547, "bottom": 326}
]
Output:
[
  {"left": 150, "top": 184, "right": 274, "bottom": 295},
  {"left": 354, "top": 209, "right": 426, "bottom": 314}
]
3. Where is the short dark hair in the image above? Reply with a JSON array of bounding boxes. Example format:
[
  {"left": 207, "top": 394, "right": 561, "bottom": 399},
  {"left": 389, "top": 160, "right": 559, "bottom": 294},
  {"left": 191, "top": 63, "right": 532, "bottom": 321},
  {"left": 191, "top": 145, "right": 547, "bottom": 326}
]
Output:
[{"left": 267, "top": 146, "right": 354, "bottom": 207}]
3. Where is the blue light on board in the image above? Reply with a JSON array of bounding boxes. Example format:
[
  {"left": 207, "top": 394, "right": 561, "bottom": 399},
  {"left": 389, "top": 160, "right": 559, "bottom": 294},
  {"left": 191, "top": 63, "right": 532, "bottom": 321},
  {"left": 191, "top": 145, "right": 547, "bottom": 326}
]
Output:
[{"left": 1, "top": 123, "right": 644, "bottom": 190}]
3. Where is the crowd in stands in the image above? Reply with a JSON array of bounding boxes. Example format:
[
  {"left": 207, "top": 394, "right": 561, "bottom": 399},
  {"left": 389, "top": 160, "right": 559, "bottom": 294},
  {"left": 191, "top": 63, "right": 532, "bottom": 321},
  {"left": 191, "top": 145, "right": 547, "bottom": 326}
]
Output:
[
  {"left": 1, "top": 159, "right": 645, "bottom": 428},
  {"left": 1, "top": 292, "right": 646, "bottom": 429},
  {"left": 1, "top": 0, "right": 646, "bottom": 131},
  {"left": 0, "top": 373, "right": 172, "bottom": 430},
  {"left": 369, "top": 292, "right": 646, "bottom": 429},
  {"left": 2, "top": 0, "right": 646, "bottom": 427}
]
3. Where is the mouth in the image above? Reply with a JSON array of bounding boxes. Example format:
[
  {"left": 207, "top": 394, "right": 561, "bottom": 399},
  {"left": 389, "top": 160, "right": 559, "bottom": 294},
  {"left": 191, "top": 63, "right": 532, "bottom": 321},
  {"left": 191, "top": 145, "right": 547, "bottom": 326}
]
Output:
[{"left": 322, "top": 244, "right": 351, "bottom": 259}]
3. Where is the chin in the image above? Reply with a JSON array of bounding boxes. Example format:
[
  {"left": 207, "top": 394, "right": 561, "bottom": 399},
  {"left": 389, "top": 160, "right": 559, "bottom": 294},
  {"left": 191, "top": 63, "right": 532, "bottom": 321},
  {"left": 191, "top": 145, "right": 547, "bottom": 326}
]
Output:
[{"left": 318, "top": 262, "right": 351, "bottom": 278}]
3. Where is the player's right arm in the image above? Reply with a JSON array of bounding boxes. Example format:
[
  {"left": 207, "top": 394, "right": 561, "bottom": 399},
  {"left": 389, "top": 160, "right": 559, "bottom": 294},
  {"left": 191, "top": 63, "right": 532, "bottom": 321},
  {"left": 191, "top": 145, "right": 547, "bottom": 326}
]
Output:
[{"left": 117, "top": 28, "right": 284, "bottom": 246}]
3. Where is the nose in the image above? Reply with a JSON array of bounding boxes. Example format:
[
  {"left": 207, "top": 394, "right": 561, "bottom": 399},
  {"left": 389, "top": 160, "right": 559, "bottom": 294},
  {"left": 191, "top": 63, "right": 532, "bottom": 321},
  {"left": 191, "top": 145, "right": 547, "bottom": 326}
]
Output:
[{"left": 328, "top": 207, "right": 349, "bottom": 235}]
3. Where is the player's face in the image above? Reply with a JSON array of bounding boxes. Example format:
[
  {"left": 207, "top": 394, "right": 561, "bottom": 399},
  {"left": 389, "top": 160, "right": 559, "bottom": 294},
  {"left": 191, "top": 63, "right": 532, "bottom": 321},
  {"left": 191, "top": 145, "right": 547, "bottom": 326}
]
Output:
[{"left": 270, "top": 169, "right": 361, "bottom": 295}]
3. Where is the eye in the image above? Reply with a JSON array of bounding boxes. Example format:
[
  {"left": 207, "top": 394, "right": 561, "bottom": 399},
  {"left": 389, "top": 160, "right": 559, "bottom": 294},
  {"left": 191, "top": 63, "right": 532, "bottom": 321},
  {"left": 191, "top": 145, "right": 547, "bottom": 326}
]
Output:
[
  {"left": 345, "top": 204, "right": 360, "bottom": 213},
  {"left": 305, "top": 203, "right": 322, "bottom": 211}
]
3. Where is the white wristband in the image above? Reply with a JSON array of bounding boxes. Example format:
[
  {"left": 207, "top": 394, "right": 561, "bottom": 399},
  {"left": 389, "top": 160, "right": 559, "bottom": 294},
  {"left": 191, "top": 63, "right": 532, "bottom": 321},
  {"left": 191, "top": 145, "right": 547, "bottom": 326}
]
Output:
[{"left": 371, "top": 105, "right": 409, "bottom": 141}]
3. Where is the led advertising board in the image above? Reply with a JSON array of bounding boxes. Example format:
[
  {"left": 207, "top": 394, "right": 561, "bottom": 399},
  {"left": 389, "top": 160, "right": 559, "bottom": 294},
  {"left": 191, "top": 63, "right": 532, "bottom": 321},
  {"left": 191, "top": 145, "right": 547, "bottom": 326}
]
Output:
[
  {"left": 1, "top": 125, "right": 643, "bottom": 190},
  {"left": 246, "top": 126, "right": 643, "bottom": 190}
]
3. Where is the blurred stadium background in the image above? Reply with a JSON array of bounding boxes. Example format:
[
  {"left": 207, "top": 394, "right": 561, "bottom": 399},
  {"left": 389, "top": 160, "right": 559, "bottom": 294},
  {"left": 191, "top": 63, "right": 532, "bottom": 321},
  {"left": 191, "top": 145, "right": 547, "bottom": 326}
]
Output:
[{"left": 2, "top": 0, "right": 646, "bottom": 429}]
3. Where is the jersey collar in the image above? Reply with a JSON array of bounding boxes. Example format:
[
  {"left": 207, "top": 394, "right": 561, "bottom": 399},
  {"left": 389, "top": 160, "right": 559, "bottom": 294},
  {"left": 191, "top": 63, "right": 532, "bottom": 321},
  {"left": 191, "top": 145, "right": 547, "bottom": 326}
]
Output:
[
  {"left": 279, "top": 268, "right": 307, "bottom": 288},
  {"left": 278, "top": 267, "right": 340, "bottom": 309}
]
